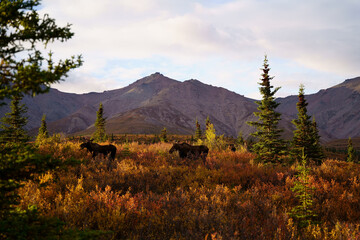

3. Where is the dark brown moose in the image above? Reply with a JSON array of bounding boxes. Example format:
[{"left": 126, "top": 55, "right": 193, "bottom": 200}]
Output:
[
  {"left": 169, "top": 142, "right": 209, "bottom": 163},
  {"left": 80, "top": 140, "right": 117, "bottom": 160}
]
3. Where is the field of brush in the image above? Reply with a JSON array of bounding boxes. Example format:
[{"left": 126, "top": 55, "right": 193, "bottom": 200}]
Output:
[{"left": 18, "top": 138, "right": 360, "bottom": 239}]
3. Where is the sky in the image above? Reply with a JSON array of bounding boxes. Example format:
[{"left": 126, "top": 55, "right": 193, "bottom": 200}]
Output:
[{"left": 40, "top": 0, "right": 360, "bottom": 99}]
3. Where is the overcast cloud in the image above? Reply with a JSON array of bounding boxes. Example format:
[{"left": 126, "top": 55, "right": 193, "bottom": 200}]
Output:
[{"left": 41, "top": 0, "right": 360, "bottom": 99}]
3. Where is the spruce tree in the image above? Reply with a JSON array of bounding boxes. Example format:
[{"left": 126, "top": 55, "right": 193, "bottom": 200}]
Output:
[
  {"left": 195, "top": 119, "right": 202, "bottom": 141},
  {"left": 237, "top": 131, "right": 245, "bottom": 146},
  {"left": 290, "top": 150, "right": 317, "bottom": 228},
  {"left": 309, "top": 117, "right": 324, "bottom": 165},
  {"left": 0, "top": 1, "right": 86, "bottom": 238},
  {"left": 291, "top": 85, "right": 315, "bottom": 162},
  {"left": 122, "top": 137, "right": 131, "bottom": 158},
  {"left": 36, "top": 114, "right": 49, "bottom": 143},
  {"left": 0, "top": 95, "right": 29, "bottom": 143},
  {"left": 160, "top": 127, "right": 168, "bottom": 142},
  {"left": 247, "top": 55, "right": 285, "bottom": 164},
  {"left": 0, "top": 0, "right": 82, "bottom": 104},
  {"left": 92, "top": 103, "right": 107, "bottom": 142},
  {"left": 347, "top": 137, "right": 356, "bottom": 162}
]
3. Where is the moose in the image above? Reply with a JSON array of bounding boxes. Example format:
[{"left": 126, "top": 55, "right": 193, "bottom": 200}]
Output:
[
  {"left": 169, "top": 142, "right": 209, "bottom": 163},
  {"left": 80, "top": 140, "right": 117, "bottom": 160}
]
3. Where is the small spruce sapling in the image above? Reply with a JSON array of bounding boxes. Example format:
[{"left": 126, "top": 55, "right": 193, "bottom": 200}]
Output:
[
  {"left": 290, "top": 149, "right": 317, "bottom": 228},
  {"left": 160, "top": 127, "right": 168, "bottom": 142},
  {"left": 92, "top": 103, "right": 107, "bottom": 142},
  {"left": 122, "top": 137, "right": 131, "bottom": 158},
  {"left": 237, "top": 131, "right": 245, "bottom": 145},
  {"left": 36, "top": 114, "right": 49, "bottom": 144},
  {"left": 0, "top": 96, "right": 29, "bottom": 143},
  {"left": 195, "top": 118, "right": 202, "bottom": 141},
  {"left": 347, "top": 137, "right": 356, "bottom": 162}
]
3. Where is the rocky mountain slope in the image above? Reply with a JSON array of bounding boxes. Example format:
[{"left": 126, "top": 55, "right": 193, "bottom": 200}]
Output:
[
  {"left": 49, "top": 73, "right": 263, "bottom": 137},
  {"left": 1, "top": 73, "right": 359, "bottom": 141}
]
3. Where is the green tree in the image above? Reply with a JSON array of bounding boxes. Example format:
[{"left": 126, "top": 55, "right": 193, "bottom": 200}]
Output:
[
  {"left": 347, "top": 137, "right": 356, "bottom": 162},
  {"left": 291, "top": 85, "right": 321, "bottom": 161},
  {"left": 290, "top": 150, "right": 317, "bottom": 228},
  {"left": 0, "top": 95, "right": 29, "bottom": 143},
  {"left": 236, "top": 131, "right": 245, "bottom": 146},
  {"left": 309, "top": 117, "right": 324, "bottom": 165},
  {"left": 122, "top": 137, "right": 131, "bottom": 158},
  {"left": 35, "top": 114, "right": 49, "bottom": 143},
  {"left": 160, "top": 127, "right": 168, "bottom": 142},
  {"left": 0, "top": 0, "right": 86, "bottom": 238},
  {"left": 92, "top": 103, "right": 107, "bottom": 142},
  {"left": 0, "top": 0, "right": 82, "bottom": 104},
  {"left": 246, "top": 55, "right": 285, "bottom": 164},
  {"left": 194, "top": 118, "right": 202, "bottom": 141}
]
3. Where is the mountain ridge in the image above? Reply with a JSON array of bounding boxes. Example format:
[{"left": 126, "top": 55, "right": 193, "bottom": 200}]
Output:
[{"left": 1, "top": 73, "right": 359, "bottom": 141}]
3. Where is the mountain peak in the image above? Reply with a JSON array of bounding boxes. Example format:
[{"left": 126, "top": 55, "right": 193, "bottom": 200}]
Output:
[
  {"left": 151, "top": 72, "right": 163, "bottom": 76},
  {"left": 135, "top": 72, "right": 177, "bottom": 84}
]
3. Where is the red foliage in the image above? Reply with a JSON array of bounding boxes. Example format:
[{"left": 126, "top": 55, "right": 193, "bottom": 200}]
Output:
[{"left": 18, "top": 141, "right": 360, "bottom": 239}]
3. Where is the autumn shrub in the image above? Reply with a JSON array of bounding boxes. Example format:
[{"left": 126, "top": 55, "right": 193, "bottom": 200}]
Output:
[{"left": 16, "top": 140, "right": 360, "bottom": 239}]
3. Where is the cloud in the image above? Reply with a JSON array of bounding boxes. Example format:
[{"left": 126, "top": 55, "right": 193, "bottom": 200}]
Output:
[
  {"left": 52, "top": 67, "right": 147, "bottom": 94},
  {"left": 40, "top": 0, "right": 360, "bottom": 98}
]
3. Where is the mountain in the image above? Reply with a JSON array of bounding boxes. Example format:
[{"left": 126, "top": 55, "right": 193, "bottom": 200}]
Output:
[
  {"left": 1, "top": 73, "right": 360, "bottom": 141},
  {"left": 277, "top": 76, "right": 360, "bottom": 140},
  {"left": 50, "top": 73, "right": 262, "bottom": 137}
]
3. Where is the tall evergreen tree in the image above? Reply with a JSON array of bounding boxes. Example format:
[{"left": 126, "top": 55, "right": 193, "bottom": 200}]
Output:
[
  {"left": 292, "top": 86, "right": 324, "bottom": 164},
  {"left": 92, "top": 103, "right": 107, "bottom": 142},
  {"left": 347, "top": 137, "right": 356, "bottom": 162},
  {"left": 309, "top": 117, "right": 324, "bottom": 165},
  {"left": 0, "top": 0, "right": 85, "bottom": 238},
  {"left": 291, "top": 85, "right": 314, "bottom": 161},
  {"left": 0, "top": 1, "right": 82, "bottom": 104},
  {"left": 194, "top": 119, "right": 202, "bottom": 140},
  {"left": 35, "top": 114, "right": 49, "bottom": 143},
  {"left": 0, "top": 95, "right": 29, "bottom": 143},
  {"left": 247, "top": 55, "right": 285, "bottom": 164}
]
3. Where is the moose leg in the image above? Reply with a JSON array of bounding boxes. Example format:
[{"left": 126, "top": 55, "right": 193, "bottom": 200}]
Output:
[{"left": 201, "top": 153, "right": 208, "bottom": 165}]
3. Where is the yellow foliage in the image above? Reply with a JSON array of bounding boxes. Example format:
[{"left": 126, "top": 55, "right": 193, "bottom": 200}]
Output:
[{"left": 15, "top": 139, "right": 360, "bottom": 239}]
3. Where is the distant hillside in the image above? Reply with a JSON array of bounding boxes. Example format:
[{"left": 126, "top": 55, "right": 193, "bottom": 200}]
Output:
[
  {"left": 1, "top": 73, "right": 360, "bottom": 142},
  {"left": 325, "top": 137, "right": 360, "bottom": 150},
  {"left": 63, "top": 73, "right": 265, "bottom": 137},
  {"left": 277, "top": 76, "right": 360, "bottom": 140}
]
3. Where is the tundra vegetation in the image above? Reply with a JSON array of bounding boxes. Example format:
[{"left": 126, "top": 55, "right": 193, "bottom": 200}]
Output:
[
  {"left": 1, "top": 1, "right": 360, "bottom": 239},
  {"left": 13, "top": 136, "right": 360, "bottom": 239}
]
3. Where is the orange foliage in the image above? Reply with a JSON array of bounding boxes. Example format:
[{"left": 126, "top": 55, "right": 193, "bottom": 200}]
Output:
[{"left": 17, "top": 140, "right": 360, "bottom": 239}]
